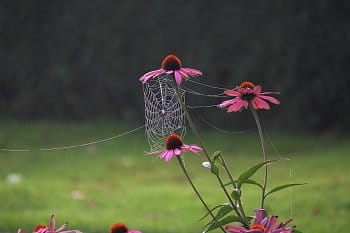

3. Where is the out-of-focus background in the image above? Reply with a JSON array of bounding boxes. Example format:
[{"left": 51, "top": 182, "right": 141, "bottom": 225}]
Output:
[{"left": 0, "top": 1, "right": 349, "bottom": 233}]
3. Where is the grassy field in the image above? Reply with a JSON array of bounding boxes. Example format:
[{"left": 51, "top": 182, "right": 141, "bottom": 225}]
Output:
[{"left": 0, "top": 120, "right": 349, "bottom": 233}]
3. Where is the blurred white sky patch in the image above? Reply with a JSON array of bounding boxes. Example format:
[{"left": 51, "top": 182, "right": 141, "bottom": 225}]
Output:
[{"left": 6, "top": 173, "right": 22, "bottom": 184}]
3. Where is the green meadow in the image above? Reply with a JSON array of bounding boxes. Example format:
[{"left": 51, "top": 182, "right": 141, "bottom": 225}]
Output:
[{"left": 0, "top": 120, "right": 349, "bottom": 233}]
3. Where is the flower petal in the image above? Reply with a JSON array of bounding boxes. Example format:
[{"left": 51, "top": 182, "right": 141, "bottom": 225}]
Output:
[
  {"left": 139, "top": 69, "right": 165, "bottom": 83},
  {"left": 159, "top": 150, "right": 169, "bottom": 159},
  {"left": 224, "top": 90, "right": 240, "bottom": 96},
  {"left": 227, "top": 100, "right": 247, "bottom": 112},
  {"left": 50, "top": 215, "right": 55, "bottom": 230},
  {"left": 56, "top": 223, "right": 68, "bottom": 233},
  {"left": 174, "top": 71, "right": 182, "bottom": 85},
  {"left": 181, "top": 68, "right": 203, "bottom": 76},
  {"left": 253, "top": 85, "right": 262, "bottom": 94},
  {"left": 165, "top": 150, "right": 174, "bottom": 162},
  {"left": 225, "top": 225, "right": 247, "bottom": 233},
  {"left": 219, "top": 99, "right": 238, "bottom": 108},
  {"left": 253, "top": 209, "right": 267, "bottom": 225},
  {"left": 253, "top": 97, "right": 270, "bottom": 110},
  {"left": 258, "top": 95, "right": 280, "bottom": 105},
  {"left": 128, "top": 231, "right": 142, "bottom": 233},
  {"left": 174, "top": 148, "right": 182, "bottom": 155},
  {"left": 146, "top": 150, "right": 164, "bottom": 155}
]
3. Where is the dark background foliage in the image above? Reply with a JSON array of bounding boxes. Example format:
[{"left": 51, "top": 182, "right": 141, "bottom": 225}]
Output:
[{"left": 0, "top": 0, "right": 349, "bottom": 133}]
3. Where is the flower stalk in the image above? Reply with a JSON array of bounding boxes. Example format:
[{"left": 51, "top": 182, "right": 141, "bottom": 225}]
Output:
[
  {"left": 249, "top": 105, "right": 268, "bottom": 209},
  {"left": 176, "top": 155, "right": 227, "bottom": 233},
  {"left": 171, "top": 77, "right": 249, "bottom": 228}
]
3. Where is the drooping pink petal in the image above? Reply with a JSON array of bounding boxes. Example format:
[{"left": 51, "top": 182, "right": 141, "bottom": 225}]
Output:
[
  {"left": 180, "top": 145, "right": 190, "bottom": 152},
  {"left": 258, "top": 95, "right": 280, "bottom": 105},
  {"left": 252, "top": 97, "right": 270, "bottom": 110},
  {"left": 181, "top": 67, "right": 203, "bottom": 76},
  {"left": 237, "top": 87, "right": 247, "bottom": 94},
  {"left": 253, "top": 209, "right": 267, "bottom": 225},
  {"left": 159, "top": 150, "right": 169, "bottom": 159},
  {"left": 245, "top": 230, "right": 263, "bottom": 233},
  {"left": 225, "top": 225, "right": 247, "bottom": 233},
  {"left": 224, "top": 89, "right": 240, "bottom": 97},
  {"left": 174, "top": 70, "right": 182, "bottom": 85},
  {"left": 174, "top": 148, "right": 182, "bottom": 155},
  {"left": 218, "top": 99, "right": 238, "bottom": 108},
  {"left": 165, "top": 150, "right": 175, "bottom": 162},
  {"left": 188, "top": 145, "right": 203, "bottom": 154},
  {"left": 128, "top": 231, "right": 142, "bottom": 233},
  {"left": 253, "top": 85, "right": 262, "bottom": 94},
  {"left": 265, "top": 216, "right": 278, "bottom": 232},
  {"left": 178, "top": 70, "right": 189, "bottom": 78},
  {"left": 139, "top": 69, "right": 165, "bottom": 83},
  {"left": 227, "top": 99, "right": 248, "bottom": 112}
]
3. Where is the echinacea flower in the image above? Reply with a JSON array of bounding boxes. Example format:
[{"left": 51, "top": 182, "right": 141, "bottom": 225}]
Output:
[
  {"left": 225, "top": 209, "right": 294, "bottom": 233},
  {"left": 18, "top": 215, "right": 82, "bottom": 233},
  {"left": 139, "top": 54, "right": 203, "bottom": 85},
  {"left": 146, "top": 134, "right": 202, "bottom": 162},
  {"left": 110, "top": 223, "right": 142, "bottom": 233},
  {"left": 219, "top": 81, "right": 280, "bottom": 112}
]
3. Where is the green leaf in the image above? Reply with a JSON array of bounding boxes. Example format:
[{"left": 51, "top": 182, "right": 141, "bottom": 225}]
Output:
[
  {"left": 205, "top": 215, "right": 243, "bottom": 232},
  {"left": 204, "top": 205, "right": 233, "bottom": 226},
  {"left": 212, "top": 151, "right": 221, "bottom": 161},
  {"left": 210, "top": 161, "right": 220, "bottom": 176},
  {"left": 237, "top": 160, "right": 279, "bottom": 188},
  {"left": 199, "top": 204, "right": 229, "bottom": 221},
  {"left": 223, "top": 179, "right": 263, "bottom": 189},
  {"left": 265, "top": 183, "right": 307, "bottom": 197}
]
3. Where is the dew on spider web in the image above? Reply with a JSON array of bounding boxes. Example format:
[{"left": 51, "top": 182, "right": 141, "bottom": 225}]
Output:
[{"left": 143, "top": 74, "right": 186, "bottom": 151}]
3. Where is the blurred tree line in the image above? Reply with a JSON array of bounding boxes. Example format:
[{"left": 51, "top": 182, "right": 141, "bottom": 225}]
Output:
[{"left": 0, "top": 0, "right": 349, "bottom": 133}]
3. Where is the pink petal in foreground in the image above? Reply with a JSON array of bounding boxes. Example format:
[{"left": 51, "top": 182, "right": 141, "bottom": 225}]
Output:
[
  {"left": 128, "top": 231, "right": 142, "bottom": 233},
  {"left": 174, "top": 70, "right": 182, "bottom": 84},
  {"left": 174, "top": 148, "right": 182, "bottom": 155},
  {"left": 225, "top": 225, "right": 247, "bottom": 233},
  {"left": 224, "top": 89, "right": 240, "bottom": 97},
  {"left": 227, "top": 100, "right": 247, "bottom": 112},
  {"left": 219, "top": 99, "right": 238, "bottom": 108},
  {"left": 181, "top": 68, "right": 203, "bottom": 76},
  {"left": 139, "top": 69, "right": 164, "bottom": 83},
  {"left": 253, "top": 85, "right": 262, "bottom": 94},
  {"left": 165, "top": 150, "right": 175, "bottom": 162},
  {"left": 258, "top": 95, "right": 280, "bottom": 104},
  {"left": 253, "top": 97, "right": 270, "bottom": 110}
]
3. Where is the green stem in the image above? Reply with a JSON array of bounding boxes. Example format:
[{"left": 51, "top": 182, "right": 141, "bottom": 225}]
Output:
[
  {"left": 171, "top": 77, "right": 249, "bottom": 228},
  {"left": 176, "top": 156, "right": 227, "bottom": 233},
  {"left": 219, "top": 155, "right": 249, "bottom": 224},
  {"left": 249, "top": 105, "right": 268, "bottom": 209}
]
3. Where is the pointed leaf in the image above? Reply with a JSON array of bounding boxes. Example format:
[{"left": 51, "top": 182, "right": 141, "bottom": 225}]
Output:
[
  {"left": 265, "top": 183, "right": 307, "bottom": 197},
  {"left": 204, "top": 205, "right": 234, "bottom": 227},
  {"left": 205, "top": 215, "right": 243, "bottom": 232},
  {"left": 199, "top": 204, "right": 229, "bottom": 221},
  {"left": 231, "top": 189, "right": 241, "bottom": 201},
  {"left": 223, "top": 179, "right": 263, "bottom": 189},
  {"left": 237, "top": 160, "right": 279, "bottom": 188}
]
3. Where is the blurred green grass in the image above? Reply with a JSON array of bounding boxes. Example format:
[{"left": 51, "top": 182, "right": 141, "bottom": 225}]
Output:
[{"left": 0, "top": 120, "right": 349, "bottom": 233}]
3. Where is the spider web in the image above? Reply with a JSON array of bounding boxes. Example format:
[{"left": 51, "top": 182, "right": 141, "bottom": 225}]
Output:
[{"left": 143, "top": 74, "right": 186, "bottom": 151}]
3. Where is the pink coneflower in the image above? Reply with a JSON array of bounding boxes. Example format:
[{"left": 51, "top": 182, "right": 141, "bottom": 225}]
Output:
[
  {"left": 29, "top": 215, "right": 82, "bottom": 233},
  {"left": 146, "top": 134, "right": 202, "bottom": 162},
  {"left": 110, "top": 223, "right": 141, "bottom": 233},
  {"left": 219, "top": 81, "right": 280, "bottom": 112},
  {"left": 139, "top": 54, "right": 203, "bottom": 85},
  {"left": 225, "top": 209, "right": 294, "bottom": 233}
]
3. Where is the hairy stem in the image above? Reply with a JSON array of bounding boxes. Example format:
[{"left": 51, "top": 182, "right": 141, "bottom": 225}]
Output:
[
  {"left": 249, "top": 105, "right": 268, "bottom": 209},
  {"left": 171, "top": 77, "right": 249, "bottom": 228},
  {"left": 176, "top": 155, "right": 227, "bottom": 233}
]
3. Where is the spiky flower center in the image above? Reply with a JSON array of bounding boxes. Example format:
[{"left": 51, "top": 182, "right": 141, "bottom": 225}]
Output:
[
  {"left": 110, "top": 223, "right": 128, "bottom": 233},
  {"left": 165, "top": 134, "right": 184, "bottom": 150},
  {"left": 239, "top": 81, "right": 255, "bottom": 89},
  {"left": 162, "top": 55, "right": 182, "bottom": 71},
  {"left": 34, "top": 225, "right": 49, "bottom": 232},
  {"left": 251, "top": 224, "right": 266, "bottom": 231},
  {"left": 239, "top": 81, "right": 256, "bottom": 101}
]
